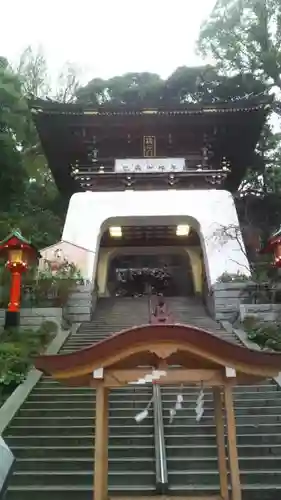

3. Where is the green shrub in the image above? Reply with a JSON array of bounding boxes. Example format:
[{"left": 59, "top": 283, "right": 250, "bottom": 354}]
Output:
[
  {"left": 243, "top": 315, "right": 281, "bottom": 351},
  {"left": 217, "top": 271, "right": 250, "bottom": 283},
  {"left": 0, "top": 342, "right": 29, "bottom": 386},
  {"left": 0, "top": 322, "right": 55, "bottom": 400},
  {"left": 40, "top": 320, "right": 58, "bottom": 335}
]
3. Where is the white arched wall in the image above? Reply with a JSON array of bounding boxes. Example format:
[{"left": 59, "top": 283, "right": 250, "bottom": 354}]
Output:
[
  {"left": 62, "top": 189, "right": 250, "bottom": 287},
  {"left": 96, "top": 246, "right": 203, "bottom": 296}
]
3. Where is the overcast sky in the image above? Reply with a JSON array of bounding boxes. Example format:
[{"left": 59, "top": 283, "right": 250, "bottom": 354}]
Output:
[{"left": 1, "top": 0, "right": 216, "bottom": 82}]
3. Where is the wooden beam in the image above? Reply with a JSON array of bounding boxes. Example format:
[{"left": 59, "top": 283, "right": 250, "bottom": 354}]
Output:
[
  {"left": 108, "top": 496, "right": 223, "bottom": 500},
  {"left": 213, "top": 388, "right": 229, "bottom": 500},
  {"left": 51, "top": 336, "right": 281, "bottom": 381},
  {"left": 102, "top": 368, "right": 224, "bottom": 387},
  {"left": 224, "top": 384, "right": 242, "bottom": 500},
  {"left": 94, "top": 386, "right": 108, "bottom": 500}
]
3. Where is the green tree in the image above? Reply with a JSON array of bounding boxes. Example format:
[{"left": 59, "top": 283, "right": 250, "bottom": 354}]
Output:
[
  {"left": 0, "top": 51, "right": 66, "bottom": 248},
  {"left": 198, "top": 0, "right": 281, "bottom": 112},
  {"left": 0, "top": 59, "right": 28, "bottom": 212},
  {"left": 198, "top": 0, "right": 281, "bottom": 238},
  {"left": 76, "top": 66, "right": 267, "bottom": 107}
]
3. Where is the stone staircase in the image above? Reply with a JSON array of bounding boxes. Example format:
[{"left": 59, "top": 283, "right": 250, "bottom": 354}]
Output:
[
  {"left": 165, "top": 296, "right": 281, "bottom": 499},
  {"left": 166, "top": 296, "right": 236, "bottom": 342},
  {"left": 3, "top": 296, "right": 281, "bottom": 500},
  {"left": 3, "top": 298, "right": 155, "bottom": 500}
]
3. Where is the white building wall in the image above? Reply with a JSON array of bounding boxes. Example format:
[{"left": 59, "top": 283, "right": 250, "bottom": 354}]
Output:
[
  {"left": 39, "top": 240, "right": 94, "bottom": 280},
  {"left": 62, "top": 189, "right": 250, "bottom": 286}
]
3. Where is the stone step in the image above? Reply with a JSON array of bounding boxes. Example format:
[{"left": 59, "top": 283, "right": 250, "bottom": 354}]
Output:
[
  {"left": 167, "top": 456, "right": 281, "bottom": 471},
  {"left": 25, "top": 392, "right": 281, "bottom": 403},
  {"left": 34, "top": 382, "right": 277, "bottom": 392},
  {"left": 7, "top": 424, "right": 154, "bottom": 436},
  {"left": 169, "top": 485, "right": 281, "bottom": 500},
  {"left": 9, "top": 445, "right": 154, "bottom": 459},
  {"left": 165, "top": 443, "right": 281, "bottom": 458},
  {"left": 3, "top": 484, "right": 158, "bottom": 500},
  {"left": 169, "top": 469, "right": 281, "bottom": 486},
  {"left": 13, "top": 455, "right": 281, "bottom": 473},
  {"left": 8, "top": 422, "right": 281, "bottom": 436},
  {"left": 165, "top": 433, "right": 281, "bottom": 446},
  {"left": 13, "top": 412, "right": 281, "bottom": 427},
  {"left": 9, "top": 443, "right": 281, "bottom": 459},
  {"left": 10, "top": 470, "right": 156, "bottom": 488},
  {"left": 12, "top": 416, "right": 153, "bottom": 426},
  {"left": 6, "top": 434, "right": 154, "bottom": 447},
  {"left": 16, "top": 406, "right": 281, "bottom": 418},
  {"left": 21, "top": 402, "right": 152, "bottom": 410},
  {"left": 15, "top": 456, "right": 155, "bottom": 472},
  {"left": 8, "top": 432, "right": 281, "bottom": 447},
  {"left": 21, "top": 397, "right": 281, "bottom": 408}
]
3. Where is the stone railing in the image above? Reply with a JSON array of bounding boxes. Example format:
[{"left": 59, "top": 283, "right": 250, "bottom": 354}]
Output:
[
  {"left": 0, "top": 307, "right": 63, "bottom": 330},
  {"left": 64, "top": 283, "right": 95, "bottom": 323},
  {"left": 240, "top": 303, "right": 281, "bottom": 322},
  {"left": 211, "top": 282, "right": 252, "bottom": 322},
  {"left": 211, "top": 281, "right": 281, "bottom": 323},
  {"left": 0, "top": 284, "right": 96, "bottom": 330}
]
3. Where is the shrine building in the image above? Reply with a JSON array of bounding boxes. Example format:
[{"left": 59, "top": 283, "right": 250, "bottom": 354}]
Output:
[{"left": 30, "top": 97, "right": 270, "bottom": 296}]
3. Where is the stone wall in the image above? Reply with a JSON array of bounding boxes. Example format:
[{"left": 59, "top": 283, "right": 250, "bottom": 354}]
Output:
[
  {"left": 240, "top": 304, "right": 281, "bottom": 322},
  {"left": 0, "top": 284, "right": 95, "bottom": 330},
  {"left": 0, "top": 308, "right": 62, "bottom": 330},
  {"left": 65, "top": 284, "right": 95, "bottom": 323},
  {"left": 212, "top": 282, "right": 250, "bottom": 321}
]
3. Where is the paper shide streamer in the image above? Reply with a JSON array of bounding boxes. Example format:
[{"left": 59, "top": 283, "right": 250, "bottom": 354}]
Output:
[{"left": 131, "top": 370, "right": 167, "bottom": 423}]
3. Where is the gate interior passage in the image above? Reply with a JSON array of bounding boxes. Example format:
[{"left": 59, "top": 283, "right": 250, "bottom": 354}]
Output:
[
  {"left": 108, "top": 253, "right": 194, "bottom": 297},
  {"left": 34, "top": 321, "right": 281, "bottom": 500}
]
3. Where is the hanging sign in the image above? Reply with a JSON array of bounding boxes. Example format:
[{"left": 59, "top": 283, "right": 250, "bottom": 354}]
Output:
[
  {"left": 195, "top": 389, "right": 205, "bottom": 422},
  {"left": 143, "top": 135, "right": 156, "bottom": 157},
  {"left": 115, "top": 158, "right": 186, "bottom": 173}
]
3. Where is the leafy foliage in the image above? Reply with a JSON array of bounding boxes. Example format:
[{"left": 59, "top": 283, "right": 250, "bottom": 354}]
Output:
[
  {"left": 243, "top": 315, "right": 281, "bottom": 350},
  {"left": 29, "top": 258, "right": 83, "bottom": 307},
  {"left": 198, "top": 0, "right": 281, "bottom": 91},
  {"left": 76, "top": 66, "right": 268, "bottom": 107},
  {"left": 216, "top": 271, "right": 250, "bottom": 283},
  {"left": 0, "top": 49, "right": 67, "bottom": 249},
  {"left": 0, "top": 323, "right": 56, "bottom": 404},
  {"left": 199, "top": 0, "right": 281, "bottom": 243}
]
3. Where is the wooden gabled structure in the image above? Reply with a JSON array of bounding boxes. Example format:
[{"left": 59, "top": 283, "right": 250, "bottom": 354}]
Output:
[
  {"left": 35, "top": 323, "right": 281, "bottom": 500},
  {"left": 29, "top": 97, "right": 271, "bottom": 196}
]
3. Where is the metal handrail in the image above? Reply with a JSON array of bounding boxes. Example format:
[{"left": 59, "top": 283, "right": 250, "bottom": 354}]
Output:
[
  {"left": 0, "top": 437, "right": 15, "bottom": 500},
  {"left": 153, "top": 383, "right": 168, "bottom": 493}
]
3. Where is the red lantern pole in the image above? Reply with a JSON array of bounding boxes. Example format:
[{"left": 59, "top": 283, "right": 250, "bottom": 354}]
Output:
[
  {"left": 260, "top": 228, "right": 281, "bottom": 269},
  {"left": 5, "top": 261, "right": 28, "bottom": 328},
  {"left": 8, "top": 271, "right": 21, "bottom": 312},
  {"left": 273, "top": 243, "right": 281, "bottom": 268},
  {"left": 0, "top": 230, "right": 40, "bottom": 330}
]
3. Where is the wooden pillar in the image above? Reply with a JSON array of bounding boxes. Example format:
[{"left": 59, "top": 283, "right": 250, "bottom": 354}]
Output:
[
  {"left": 213, "top": 388, "right": 229, "bottom": 500},
  {"left": 224, "top": 384, "right": 242, "bottom": 500},
  {"left": 94, "top": 385, "right": 109, "bottom": 500}
]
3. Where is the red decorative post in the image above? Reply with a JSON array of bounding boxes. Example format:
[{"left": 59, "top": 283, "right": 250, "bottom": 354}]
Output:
[
  {"left": 0, "top": 230, "right": 40, "bottom": 329},
  {"left": 260, "top": 227, "right": 281, "bottom": 269}
]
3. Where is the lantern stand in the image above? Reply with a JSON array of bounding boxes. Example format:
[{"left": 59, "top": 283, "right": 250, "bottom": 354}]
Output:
[
  {"left": 0, "top": 230, "right": 40, "bottom": 330},
  {"left": 260, "top": 226, "right": 281, "bottom": 269}
]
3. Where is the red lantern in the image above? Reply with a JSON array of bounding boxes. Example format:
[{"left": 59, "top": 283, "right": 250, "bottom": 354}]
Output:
[
  {"left": 0, "top": 229, "right": 40, "bottom": 328},
  {"left": 260, "top": 227, "right": 281, "bottom": 268}
]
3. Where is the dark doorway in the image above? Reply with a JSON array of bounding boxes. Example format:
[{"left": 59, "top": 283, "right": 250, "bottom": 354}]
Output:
[{"left": 107, "top": 253, "right": 194, "bottom": 297}]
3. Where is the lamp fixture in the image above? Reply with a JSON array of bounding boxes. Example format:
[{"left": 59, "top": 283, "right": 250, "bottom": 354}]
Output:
[
  {"left": 109, "top": 226, "right": 122, "bottom": 238},
  {"left": 176, "top": 225, "right": 190, "bottom": 237}
]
